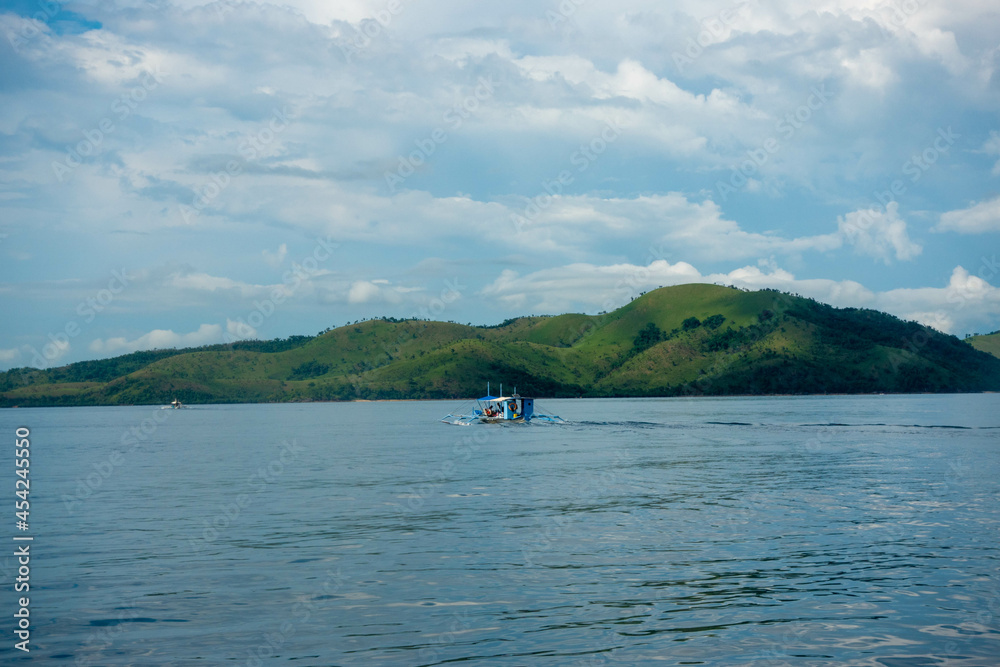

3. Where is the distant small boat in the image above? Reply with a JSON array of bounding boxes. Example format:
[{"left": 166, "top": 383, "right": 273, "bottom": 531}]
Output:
[
  {"left": 441, "top": 383, "right": 565, "bottom": 425},
  {"left": 170, "top": 398, "right": 183, "bottom": 409}
]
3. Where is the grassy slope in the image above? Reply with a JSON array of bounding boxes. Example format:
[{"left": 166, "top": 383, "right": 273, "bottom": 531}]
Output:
[
  {"left": 3, "top": 284, "right": 999, "bottom": 406},
  {"left": 968, "top": 332, "right": 1000, "bottom": 359}
]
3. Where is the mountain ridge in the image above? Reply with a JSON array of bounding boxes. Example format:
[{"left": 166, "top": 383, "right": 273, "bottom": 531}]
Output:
[{"left": 3, "top": 284, "right": 999, "bottom": 406}]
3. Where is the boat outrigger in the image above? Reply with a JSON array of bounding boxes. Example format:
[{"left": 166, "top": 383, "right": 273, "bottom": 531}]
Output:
[{"left": 441, "top": 383, "right": 565, "bottom": 425}]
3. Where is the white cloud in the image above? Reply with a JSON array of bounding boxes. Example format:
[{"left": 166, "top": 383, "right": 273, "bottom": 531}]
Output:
[
  {"left": 840, "top": 48, "right": 897, "bottom": 89},
  {"left": 877, "top": 266, "right": 1000, "bottom": 333},
  {"left": 346, "top": 279, "right": 413, "bottom": 305},
  {"left": 226, "top": 317, "right": 258, "bottom": 341},
  {"left": 247, "top": 0, "right": 410, "bottom": 25},
  {"left": 175, "top": 180, "right": 841, "bottom": 263},
  {"left": 0, "top": 348, "right": 21, "bottom": 363},
  {"left": 262, "top": 243, "right": 288, "bottom": 267},
  {"left": 899, "top": 311, "right": 954, "bottom": 334},
  {"left": 517, "top": 56, "right": 730, "bottom": 110},
  {"left": 481, "top": 260, "right": 702, "bottom": 312},
  {"left": 167, "top": 271, "right": 283, "bottom": 299},
  {"left": 909, "top": 25, "right": 969, "bottom": 77},
  {"left": 89, "top": 324, "right": 223, "bottom": 355},
  {"left": 507, "top": 192, "right": 842, "bottom": 260},
  {"left": 837, "top": 202, "right": 922, "bottom": 263},
  {"left": 509, "top": 55, "right": 754, "bottom": 158},
  {"left": 936, "top": 196, "right": 1000, "bottom": 233},
  {"left": 149, "top": 264, "right": 424, "bottom": 315},
  {"left": 347, "top": 280, "right": 382, "bottom": 304}
]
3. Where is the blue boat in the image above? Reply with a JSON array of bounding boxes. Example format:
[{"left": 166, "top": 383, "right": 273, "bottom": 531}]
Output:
[{"left": 440, "top": 383, "right": 565, "bottom": 425}]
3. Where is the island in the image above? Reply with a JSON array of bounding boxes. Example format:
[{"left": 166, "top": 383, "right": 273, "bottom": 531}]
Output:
[{"left": 2, "top": 284, "right": 999, "bottom": 407}]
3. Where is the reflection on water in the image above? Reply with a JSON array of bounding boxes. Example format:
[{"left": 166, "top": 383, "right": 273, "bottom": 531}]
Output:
[{"left": 1, "top": 394, "right": 998, "bottom": 665}]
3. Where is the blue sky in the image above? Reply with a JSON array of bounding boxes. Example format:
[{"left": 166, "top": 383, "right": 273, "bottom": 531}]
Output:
[{"left": 1, "top": 0, "right": 999, "bottom": 370}]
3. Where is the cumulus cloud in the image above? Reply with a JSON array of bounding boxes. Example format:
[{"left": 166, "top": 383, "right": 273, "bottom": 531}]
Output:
[
  {"left": 837, "top": 202, "right": 922, "bottom": 263},
  {"left": 936, "top": 196, "right": 1000, "bottom": 234},
  {"left": 89, "top": 324, "right": 224, "bottom": 355},
  {"left": 347, "top": 280, "right": 382, "bottom": 304},
  {"left": 877, "top": 266, "right": 1000, "bottom": 332},
  {"left": 346, "top": 279, "right": 422, "bottom": 305},
  {"left": 507, "top": 192, "right": 843, "bottom": 260},
  {"left": 510, "top": 55, "right": 749, "bottom": 156}
]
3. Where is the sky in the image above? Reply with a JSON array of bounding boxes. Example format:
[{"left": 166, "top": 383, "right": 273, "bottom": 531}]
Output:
[{"left": 1, "top": 0, "right": 999, "bottom": 371}]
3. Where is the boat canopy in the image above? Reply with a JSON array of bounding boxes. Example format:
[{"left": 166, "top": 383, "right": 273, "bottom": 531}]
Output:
[{"left": 478, "top": 395, "right": 499, "bottom": 401}]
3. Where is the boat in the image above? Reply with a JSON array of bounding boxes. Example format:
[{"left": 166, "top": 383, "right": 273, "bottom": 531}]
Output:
[
  {"left": 441, "top": 383, "right": 565, "bottom": 425},
  {"left": 170, "top": 398, "right": 183, "bottom": 409}
]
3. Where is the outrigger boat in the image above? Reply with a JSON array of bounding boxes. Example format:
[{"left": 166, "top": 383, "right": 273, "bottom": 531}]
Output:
[{"left": 441, "top": 383, "right": 565, "bottom": 426}]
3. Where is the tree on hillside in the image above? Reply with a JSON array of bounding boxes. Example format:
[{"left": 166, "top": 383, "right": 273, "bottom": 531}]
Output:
[{"left": 633, "top": 323, "right": 665, "bottom": 353}]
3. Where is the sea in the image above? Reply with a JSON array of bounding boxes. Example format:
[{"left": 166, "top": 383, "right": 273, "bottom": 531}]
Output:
[{"left": 1, "top": 394, "right": 998, "bottom": 665}]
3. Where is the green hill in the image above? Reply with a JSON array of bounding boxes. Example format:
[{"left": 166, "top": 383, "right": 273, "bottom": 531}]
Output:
[
  {"left": 3, "top": 284, "right": 999, "bottom": 406},
  {"left": 967, "top": 331, "right": 1000, "bottom": 359}
]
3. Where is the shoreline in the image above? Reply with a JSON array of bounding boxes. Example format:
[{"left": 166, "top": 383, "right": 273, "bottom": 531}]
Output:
[{"left": 2, "top": 390, "right": 996, "bottom": 409}]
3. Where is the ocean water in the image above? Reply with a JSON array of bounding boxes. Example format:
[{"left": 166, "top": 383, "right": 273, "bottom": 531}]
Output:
[{"left": 1, "top": 394, "right": 999, "bottom": 665}]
